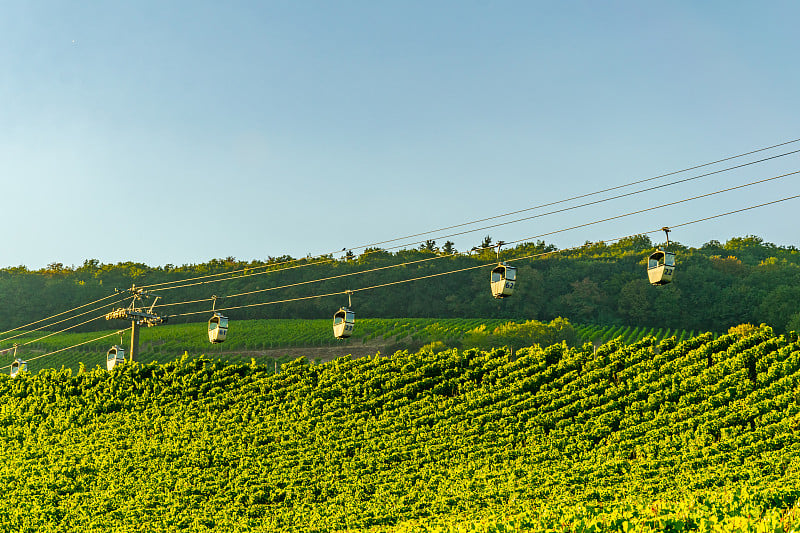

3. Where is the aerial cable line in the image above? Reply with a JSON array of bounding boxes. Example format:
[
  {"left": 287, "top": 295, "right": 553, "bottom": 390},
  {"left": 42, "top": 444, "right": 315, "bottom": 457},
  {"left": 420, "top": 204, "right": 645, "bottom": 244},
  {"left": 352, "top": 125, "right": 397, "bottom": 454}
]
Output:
[
  {"left": 137, "top": 257, "right": 331, "bottom": 292},
  {"left": 152, "top": 169, "right": 800, "bottom": 312},
  {"left": 0, "top": 297, "right": 128, "bottom": 344},
  {"left": 0, "top": 329, "right": 127, "bottom": 371},
  {"left": 0, "top": 292, "right": 124, "bottom": 339},
  {"left": 138, "top": 139, "right": 800, "bottom": 292},
  {"left": 355, "top": 154, "right": 800, "bottom": 254},
  {"left": 490, "top": 169, "right": 800, "bottom": 249},
  {"left": 145, "top": 151, "right": 800, "bottom": 296},
  {"left": 151, "top": 251, "right": 469, "bottom": 311},
  {"left": 163, "top": 190, "right": 800, "bottom": 321},
  {"left": 0, "top": 313, "right": 110, "bottom": 352},
  {"left": 668, "top": 193, "right": 800, "bottom": 230},
  {"left": 330, "top": 143, "right": 800, "bottom": 251},
  {"left": 4, "top": 148, "right": 794, "bottom": 354},
  {"left": 15, "top": 153, "right": 791, "bottom": 341},
  {"left": 144, "top": 257, "right": 331, "bottom": 294},
  {"left": 14, "top": 192, "right": 800, "bottom": 370}
]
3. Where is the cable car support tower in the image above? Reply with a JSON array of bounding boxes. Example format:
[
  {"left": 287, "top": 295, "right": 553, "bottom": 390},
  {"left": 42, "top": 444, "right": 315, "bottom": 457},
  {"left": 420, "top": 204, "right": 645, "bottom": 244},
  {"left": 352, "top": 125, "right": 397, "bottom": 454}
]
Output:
[{"left": 104, "top": 285, "right": 167, "bottom": 362}]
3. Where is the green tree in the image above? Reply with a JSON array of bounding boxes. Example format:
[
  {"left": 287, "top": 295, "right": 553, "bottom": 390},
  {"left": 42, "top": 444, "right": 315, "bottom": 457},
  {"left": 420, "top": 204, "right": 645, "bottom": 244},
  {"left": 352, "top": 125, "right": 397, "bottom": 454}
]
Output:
[
  {"left": 559, "top": 278, "right": 608, "bottom": 321},
  {"left": 617, "top": 279, "right": 651, "bottom": 324},
  {"left": 420, "top": 240, "right": 437, "bottom": 253},
  {"left": 757, "top": 286, "right": 800, "bottom": 332}
]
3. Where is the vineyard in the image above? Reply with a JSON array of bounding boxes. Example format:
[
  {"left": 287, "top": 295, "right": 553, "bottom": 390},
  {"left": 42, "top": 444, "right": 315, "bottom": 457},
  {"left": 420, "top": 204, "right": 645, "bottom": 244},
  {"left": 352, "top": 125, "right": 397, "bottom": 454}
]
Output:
[
  {"left": 2, "top": 318, "right": 706, "bottom": 374},
  {"left": 0, "top": 325, "right": 798, "bottom": 530},
  {"left": 573, "top": 323, "right": 703, "bottom": 346}
]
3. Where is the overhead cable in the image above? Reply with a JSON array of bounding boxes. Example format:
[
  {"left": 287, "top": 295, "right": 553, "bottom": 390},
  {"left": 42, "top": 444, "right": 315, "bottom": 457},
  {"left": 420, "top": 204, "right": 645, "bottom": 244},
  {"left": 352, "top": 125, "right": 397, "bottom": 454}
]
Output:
[
  {"left": 144, "top": 151, "right": 800, "bottom": 295},
  {"left": 339, "top": 145, "right": 800, "bottom": 250},
  {"left": 498, "top": 170, "right": 799, "bottom": 249},
  {"left": 0, "top": 329, "right": 127, "bottom": 371},
  {"left": 163, "top": 191, "right": 800, "bottom": 320},
  {"left": 138, "top": 139, "right": 800, "bottom": 292},
  {"left": 0, "top": 314, "right": 110, "bottom": 351},
  {"left": 0, "top": 297, "right": 128, "bottom": 344},
  {"left": 14, "top": 191, "right": 800, "bottom": 370},
  {"left": 366, "top": 157, "right": 800, "bottom": 253},
  {"left": 153, "top": 169, "right": 799, "bottom": 312},
  {"left": 0, "top": 292, "right": 123, "bottom": 339}
]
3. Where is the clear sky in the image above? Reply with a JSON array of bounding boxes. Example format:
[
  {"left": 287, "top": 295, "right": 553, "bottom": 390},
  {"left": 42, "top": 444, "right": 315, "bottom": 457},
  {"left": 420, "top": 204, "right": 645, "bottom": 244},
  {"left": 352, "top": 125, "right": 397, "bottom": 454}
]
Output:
[{"left": 2, "top": 1, "right": 799, "bottom": 269}]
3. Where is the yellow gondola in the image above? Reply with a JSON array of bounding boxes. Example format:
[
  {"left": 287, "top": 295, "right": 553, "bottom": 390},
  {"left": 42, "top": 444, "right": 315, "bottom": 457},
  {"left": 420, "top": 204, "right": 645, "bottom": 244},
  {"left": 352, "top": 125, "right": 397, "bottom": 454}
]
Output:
[
  {"left": 208, "top": 312, "right": 229, "bottom": 343},
  {"left": 490, "top": 262, "right": 517, "bottom": 298},
  {"left": 333, "top": 290, "right": 355, "bottom": 339},
  {"left": 648, "top": 227, "right": 676, "bottom": 286},
  {"left": 10, "top": 358, "right": 27, "bottom": 378},
  {"left": 489, "top": 242, "right": 516, "bottom": 298},
  {"left": 107, "top": 345, "right": 125, "bottom": 371}
]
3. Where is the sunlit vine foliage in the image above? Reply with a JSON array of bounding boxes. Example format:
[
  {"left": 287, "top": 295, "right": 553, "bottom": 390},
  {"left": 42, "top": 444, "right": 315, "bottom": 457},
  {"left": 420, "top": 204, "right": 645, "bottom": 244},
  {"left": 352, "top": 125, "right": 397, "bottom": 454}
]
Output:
[{"left": 0, "top": 326, "right": 799, "bottom": 530}]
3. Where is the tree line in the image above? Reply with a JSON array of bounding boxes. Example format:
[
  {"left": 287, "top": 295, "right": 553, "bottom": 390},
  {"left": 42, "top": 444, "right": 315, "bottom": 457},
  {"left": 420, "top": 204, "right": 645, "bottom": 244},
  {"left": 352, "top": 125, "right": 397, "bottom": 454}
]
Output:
[{"left": 1, "top": 234, "right": 800, "bottom": 334}]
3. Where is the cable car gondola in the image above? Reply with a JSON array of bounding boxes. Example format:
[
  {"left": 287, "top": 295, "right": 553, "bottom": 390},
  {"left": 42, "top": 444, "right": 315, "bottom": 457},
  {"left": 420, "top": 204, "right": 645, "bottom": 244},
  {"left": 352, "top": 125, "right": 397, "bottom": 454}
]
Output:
[
  {"left": 208, "top": 313, "right": 229, "bottom": 343},
  {"left": 489, "top": 242, "right": 516, "bottom": 298},
  {"left": 10, "top": 358, "right": 27, "bottom": 378},
  {"left": 207, "top": 296, "right": 229, "bottom": 344},
  {"left": 107, "top": 345, "right": 125, "bottom": 371},
  {"left": 333, "top": 290, "right": 355, "bottom": 339},
  {"left": 490, "top": 262, "right": 516, "bottom": 298},
  {"left": 648, "top": 227, "right": 676, "bottom": 286}
]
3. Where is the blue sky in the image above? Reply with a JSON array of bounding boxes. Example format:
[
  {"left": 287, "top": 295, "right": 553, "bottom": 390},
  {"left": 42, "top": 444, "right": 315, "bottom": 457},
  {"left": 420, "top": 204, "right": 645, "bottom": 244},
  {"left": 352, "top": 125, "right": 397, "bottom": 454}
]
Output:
[{"left": 2, "top": 1, "right": 799, "bottom": 268}]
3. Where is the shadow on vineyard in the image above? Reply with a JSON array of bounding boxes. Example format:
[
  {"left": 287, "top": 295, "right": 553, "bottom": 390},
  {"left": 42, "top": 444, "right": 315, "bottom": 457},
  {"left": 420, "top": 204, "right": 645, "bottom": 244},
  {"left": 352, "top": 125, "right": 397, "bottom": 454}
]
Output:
[{"left": 0, "top": 324, "right": 799, "bottom": 530}]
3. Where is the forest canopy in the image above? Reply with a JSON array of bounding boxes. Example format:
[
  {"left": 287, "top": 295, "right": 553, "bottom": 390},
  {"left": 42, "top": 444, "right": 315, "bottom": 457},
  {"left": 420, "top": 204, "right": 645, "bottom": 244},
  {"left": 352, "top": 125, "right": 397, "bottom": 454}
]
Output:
[{"left": 2, "top": 235, "right": 800, "bottom": 334}]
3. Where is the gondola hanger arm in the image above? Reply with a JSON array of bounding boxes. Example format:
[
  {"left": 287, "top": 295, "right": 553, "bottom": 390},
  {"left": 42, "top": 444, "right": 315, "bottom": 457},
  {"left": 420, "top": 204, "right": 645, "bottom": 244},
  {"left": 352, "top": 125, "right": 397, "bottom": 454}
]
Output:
[{"left": 495, "top": 241, "right": 506, "bottom": 261}]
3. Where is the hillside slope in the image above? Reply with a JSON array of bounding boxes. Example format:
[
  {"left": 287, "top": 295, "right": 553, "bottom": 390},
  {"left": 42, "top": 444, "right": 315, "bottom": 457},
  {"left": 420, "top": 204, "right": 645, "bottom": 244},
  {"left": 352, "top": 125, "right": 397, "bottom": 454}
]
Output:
[
  {"left": 4, "top": 317, "right": 703, "bottom": 375},
  {"left": 0, "top": 326, "right": 799, "bottom": 531}
]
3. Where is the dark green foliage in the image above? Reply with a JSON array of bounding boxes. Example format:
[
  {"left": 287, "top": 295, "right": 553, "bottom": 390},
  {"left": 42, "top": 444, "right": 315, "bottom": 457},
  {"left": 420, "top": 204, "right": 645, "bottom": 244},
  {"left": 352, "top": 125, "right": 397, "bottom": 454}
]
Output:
[{"left": 2, "top": 235, "right": 800, "bottom": 341}]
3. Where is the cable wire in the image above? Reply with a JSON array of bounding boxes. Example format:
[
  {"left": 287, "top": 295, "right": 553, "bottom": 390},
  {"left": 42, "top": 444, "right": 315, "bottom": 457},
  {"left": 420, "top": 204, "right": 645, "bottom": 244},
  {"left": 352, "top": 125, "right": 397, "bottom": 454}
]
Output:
[
  {"left": 498, "top": 170, "right": 800, "bottom": 249},
  {"left": 144, "top": 258, "right": 333, "bottom": 294},
  {"left": 337, "top": 144, "right": 800, "bottom": 250},
  {"left": 15, "top": 191, "right": 800, "bottom": 369},
  {"left": 152, "top": 169, "right": 799, "bottom": 312},
  {"left": 0, "top": 292, "right": 123, "bottom": 339},
  {"left": 138, "top": 138, "right": 800, "bottom": 292},
  {"left": 0, "top": 297, "right": 128, "bottom": 344},
  {"left": 365, "top": 156, "right": 800, "bottom": 253},
  {"left": 163, "top": 191, "right": 800, "bottom": 320},
  {"left": 0, "top": 329, "right": 127, "bottom": 371},
  {"left": 143, "top": 150, "right": 800, "bottom": 295},
  {"left": 151, "top": 253, "right": 462, "bottom": 311},
  {"left": 669, "top": 194, "right": 800, "bottom": 230},
  {"left": 1, "top": 314, "right": 110, "bottom": 350}
]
